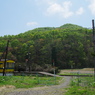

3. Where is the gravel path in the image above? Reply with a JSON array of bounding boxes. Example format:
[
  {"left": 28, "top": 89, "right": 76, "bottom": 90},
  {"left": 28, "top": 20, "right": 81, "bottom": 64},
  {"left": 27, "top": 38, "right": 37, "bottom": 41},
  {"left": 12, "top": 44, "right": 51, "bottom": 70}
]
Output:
[{"left": 2, "top": 76, "right": 71, "bottom": 95}]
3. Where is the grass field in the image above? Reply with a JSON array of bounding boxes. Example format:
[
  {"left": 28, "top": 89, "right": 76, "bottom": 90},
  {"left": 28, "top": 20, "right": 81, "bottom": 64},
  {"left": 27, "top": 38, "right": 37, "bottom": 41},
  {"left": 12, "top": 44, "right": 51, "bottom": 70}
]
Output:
[
  {"left": 59, "top": 68, "right": 94, "bottom": 75},
  {"left": 59, "top": 72, "right": 93, "bottom": 76},
  {"left": 58, "top": 68, "right": 95, "bottom": 95},
  {"left": 65, "top": 76, "right": 95, "bottom": 95},
  {"left": 0, "top": 68, "right": 95, "bottom": 95},
  {"left": 0, "top": 75, "right": 62, "bottom": 88}
]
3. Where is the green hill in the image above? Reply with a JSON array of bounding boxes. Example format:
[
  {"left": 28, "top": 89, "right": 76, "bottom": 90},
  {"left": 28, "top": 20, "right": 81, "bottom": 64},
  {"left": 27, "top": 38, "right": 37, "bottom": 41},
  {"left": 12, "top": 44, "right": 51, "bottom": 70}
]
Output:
[
  {"left": 59, "top": 23, "right": 83, "bottom": 29},
  {"left": 23, "top": 23, "right": 85, "bottom": 36}
]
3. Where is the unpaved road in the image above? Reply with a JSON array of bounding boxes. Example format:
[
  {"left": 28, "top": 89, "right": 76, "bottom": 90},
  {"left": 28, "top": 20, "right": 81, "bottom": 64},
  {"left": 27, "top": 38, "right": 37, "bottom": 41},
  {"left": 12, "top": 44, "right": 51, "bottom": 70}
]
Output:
[{"left": 0, "top": 76, "right": 71, "bottom": 95}]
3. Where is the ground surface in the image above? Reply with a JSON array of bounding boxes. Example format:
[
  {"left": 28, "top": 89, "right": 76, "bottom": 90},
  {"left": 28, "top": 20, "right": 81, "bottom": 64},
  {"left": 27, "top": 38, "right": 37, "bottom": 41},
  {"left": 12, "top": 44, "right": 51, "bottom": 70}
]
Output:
[{"left": 0, "top": 68, "right": 94, "bottom": 95}]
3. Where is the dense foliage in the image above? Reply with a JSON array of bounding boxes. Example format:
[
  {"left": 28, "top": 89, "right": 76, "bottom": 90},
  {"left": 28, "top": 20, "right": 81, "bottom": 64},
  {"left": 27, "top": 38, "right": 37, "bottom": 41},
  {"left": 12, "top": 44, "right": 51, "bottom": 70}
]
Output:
[{"left": 0, "top": 24, "right": 94, "bottom": 71}]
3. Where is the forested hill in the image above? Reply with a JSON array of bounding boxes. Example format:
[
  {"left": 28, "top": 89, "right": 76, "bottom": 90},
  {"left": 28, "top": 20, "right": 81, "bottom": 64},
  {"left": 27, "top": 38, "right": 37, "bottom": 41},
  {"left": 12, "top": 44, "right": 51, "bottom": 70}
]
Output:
[
  {"left": 25, "top": 23, "right": 83, "bottom": 33},
  {"left": 22, "top": 23, "right": 84, "bottom": 35},
  {"left": 0, "top": 24, "right": 93, "bottom": 71},
  {"left": 59, "top": 23, "right": 83, "bottom": 29}
]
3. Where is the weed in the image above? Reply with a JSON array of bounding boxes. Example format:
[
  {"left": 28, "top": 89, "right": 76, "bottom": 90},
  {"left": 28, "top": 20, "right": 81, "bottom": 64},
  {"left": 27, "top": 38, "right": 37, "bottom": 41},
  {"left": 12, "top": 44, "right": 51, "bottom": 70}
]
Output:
[
  {"left": 65, "top": 76, "right": 95, "bottom": 95},
  {"left": 0, "top": 76, "right": 62, "bottom": 88}
]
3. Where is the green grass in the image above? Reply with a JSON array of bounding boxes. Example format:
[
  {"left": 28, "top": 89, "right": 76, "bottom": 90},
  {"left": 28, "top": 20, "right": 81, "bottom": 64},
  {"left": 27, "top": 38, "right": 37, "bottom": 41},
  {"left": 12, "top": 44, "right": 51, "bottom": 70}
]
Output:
[
  {"left": 0, "top": 75, "right": 62, "bottom": 88},
  {"left": 59, "top": 72, "right": 93, "bottom": 76},
  {"left": 37, "top": 76, "right": 59, "bottom": 85},
  {"left": 65, "top": 76, "right": 95, "bottom": 95}
]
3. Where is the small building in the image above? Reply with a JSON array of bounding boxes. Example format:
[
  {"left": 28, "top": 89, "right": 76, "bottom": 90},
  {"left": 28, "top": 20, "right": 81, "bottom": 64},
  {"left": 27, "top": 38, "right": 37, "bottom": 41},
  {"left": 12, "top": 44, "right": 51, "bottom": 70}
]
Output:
[{"left": 0, "top": 59, "right": 15, "bottom": 73}]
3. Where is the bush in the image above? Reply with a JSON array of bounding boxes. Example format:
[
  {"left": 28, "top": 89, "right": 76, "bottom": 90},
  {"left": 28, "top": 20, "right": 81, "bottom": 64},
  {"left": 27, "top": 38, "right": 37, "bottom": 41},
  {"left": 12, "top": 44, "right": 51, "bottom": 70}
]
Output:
[{"left": 31, "top": 63, "right": 60, "bottom": 73}]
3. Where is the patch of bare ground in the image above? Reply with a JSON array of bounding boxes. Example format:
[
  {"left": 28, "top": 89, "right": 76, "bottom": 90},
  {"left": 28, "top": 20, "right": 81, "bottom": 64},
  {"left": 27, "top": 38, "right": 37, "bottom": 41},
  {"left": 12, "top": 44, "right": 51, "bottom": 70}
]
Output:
[{"left": 0, "top": 85, "right": 15, "bottom": 95}]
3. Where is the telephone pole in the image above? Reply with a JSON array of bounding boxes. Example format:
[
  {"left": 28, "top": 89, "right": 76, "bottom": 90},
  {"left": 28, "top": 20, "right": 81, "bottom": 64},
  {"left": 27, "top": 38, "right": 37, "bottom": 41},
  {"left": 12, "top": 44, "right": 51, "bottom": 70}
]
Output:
[
  {"left": 92, "top": 19, "right": 95, "bottom": 81},
  {"left": 3, "top": 40, "right": 9, "bottom": 76}
]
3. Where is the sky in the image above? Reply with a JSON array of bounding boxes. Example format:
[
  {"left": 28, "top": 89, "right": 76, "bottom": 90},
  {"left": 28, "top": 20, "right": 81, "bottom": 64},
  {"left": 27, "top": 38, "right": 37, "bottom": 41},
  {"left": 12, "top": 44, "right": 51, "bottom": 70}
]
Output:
[{"left": 0, "top": 0, "right": 95, "bottom": 36}]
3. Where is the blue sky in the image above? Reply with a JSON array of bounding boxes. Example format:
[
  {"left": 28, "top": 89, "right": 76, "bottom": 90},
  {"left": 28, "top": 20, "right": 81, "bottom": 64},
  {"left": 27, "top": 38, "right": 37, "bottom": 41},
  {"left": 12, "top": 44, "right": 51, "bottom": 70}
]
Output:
[{"left": 0, "top": 0, "right": 95, "bottom": 36}]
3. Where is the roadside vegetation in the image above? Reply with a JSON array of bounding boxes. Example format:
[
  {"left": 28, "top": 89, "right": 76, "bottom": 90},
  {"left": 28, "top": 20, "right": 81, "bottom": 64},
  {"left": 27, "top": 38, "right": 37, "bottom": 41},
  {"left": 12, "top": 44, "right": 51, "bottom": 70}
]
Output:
[
  {"left": 0, "top": 75, "right": 62, "bottom": 88},
  {"left": 65, "top": 76, "right": 95, "bottom": 95}
]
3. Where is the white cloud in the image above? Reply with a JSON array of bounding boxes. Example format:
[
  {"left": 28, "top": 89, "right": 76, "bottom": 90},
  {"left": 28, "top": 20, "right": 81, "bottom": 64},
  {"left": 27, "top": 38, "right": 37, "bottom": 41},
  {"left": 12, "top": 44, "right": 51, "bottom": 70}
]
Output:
[
  {"left": 88, "top": 0, "right": 95, "bottom": 15},
  {"left": 46, "top": 1, "right": 74, "bottom": 18},
  {"left": 62, "top": 1, "right": 74, "bottom": 18},
  {"left": 76, "top": 7, "right": 84, "bottom": 15},
  {"left": 26, "top": 22, "right": 38, "bottom": 26},
  {"left": 35, "top": 0, "right": 85, "bottom": 18},
  {"left": 46, "top": 3, "right": 63, "bottom": 15}
]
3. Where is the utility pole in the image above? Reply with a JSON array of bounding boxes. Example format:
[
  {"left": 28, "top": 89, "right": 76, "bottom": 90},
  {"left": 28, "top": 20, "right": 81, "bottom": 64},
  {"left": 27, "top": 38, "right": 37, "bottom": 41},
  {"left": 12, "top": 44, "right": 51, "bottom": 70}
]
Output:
[
  {"left": 3, "top": 40, "right": 9, "bottom": 76},
  {"left": 25, "top": 51, "right": 31, "bottom": 72},
  {"left": 51, "top": 31, "right": 56, "bottom": 84},
  {"left": 92, "top": 19, "right": 95, "bottom": 81}
]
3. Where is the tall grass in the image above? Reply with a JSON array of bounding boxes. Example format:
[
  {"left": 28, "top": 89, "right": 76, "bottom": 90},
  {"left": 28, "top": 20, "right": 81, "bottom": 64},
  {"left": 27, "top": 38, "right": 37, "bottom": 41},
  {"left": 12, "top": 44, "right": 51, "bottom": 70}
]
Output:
[
  {"left": 0, "top": 75, "right": 62, "bottom": 88},
  {"left": 65, "top": 76, "right": 95, "bottom": 95}
]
